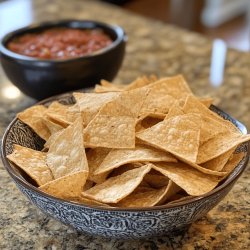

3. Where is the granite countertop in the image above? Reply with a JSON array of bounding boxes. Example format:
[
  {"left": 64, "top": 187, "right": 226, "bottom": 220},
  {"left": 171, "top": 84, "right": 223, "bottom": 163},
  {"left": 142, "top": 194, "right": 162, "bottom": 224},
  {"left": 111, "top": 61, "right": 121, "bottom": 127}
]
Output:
[{"left": 0, "top": 0, "right": 249, "bottom": 249}]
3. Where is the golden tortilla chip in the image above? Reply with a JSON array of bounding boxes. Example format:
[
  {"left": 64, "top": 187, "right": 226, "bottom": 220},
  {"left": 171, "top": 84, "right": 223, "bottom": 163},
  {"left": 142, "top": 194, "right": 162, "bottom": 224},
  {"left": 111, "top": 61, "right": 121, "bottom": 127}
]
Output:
[
  {"left": 136, "top": 113, "right": 165, "bottom": 132},
  {"left": 94, "top": 144, "right": 177, "bottom": 175},
  {"left": 95, "top": 76, "right": 156, "bottom": 93},
  {"left": 47, "top": 116, "right": 88, "bottom": 179},
  {"left": 156, "top": 180, "right": 181, "bottom": 205},
  {"left": 137, "top": 114, "right": 201, "bottom": 163},
  {"left": 95, "top": 80, "right": 125, "bottom": 93},
  {"left": 199, "top": 97, "right": 213, "bottom": 108},
  {"left": 147, "top": 75, "right": 193, "bottom": 100},
  {"left": 183, "top": 95, "right": 240, "bottom": 134},
  {"left": 39, "top": 170, "right": 88, "bottom": 199},
  {"left": 100, "top": 87, "right": 150, "bottom": 118},
  {"left": 108, "top": 163, "right": 137, "bottom": 177},
  {"left": 197, "top": 133, "right": 250, "bottom": 164},
  {"left": 136, "top": 116, "right": 164, "bottom": 132},
  {"left": 46, "top": 101, "right": 79, "bottom": 127},
  {"left": 201, "top": 147, "right": 237, "bottom": 171},
  {"left": 84, "top": 115, "right": 136, "bottom": 148},
  {"left": 70, "top": 196, "right": 111, "bottom": 207},
  {"left": 86, "top": 148, "right": 111, "bottom": 184},
  {"left": 17, "top": 105, "right": 50, "bottom": 141},
  {"left": 199, "top": 115, "right": 227, "bottom": 144},
  {"left": 7, "top": 144, "right": 53, "bottom": 186},
  {"left": 140, "top": 94, "right": 176, "bottom": 115},
  {"left": 183, "top": 159, "right": 227, "bottom": 176},
  {"left": 82, "top": 164, "right": 151, "bottom": 203},
  {"left": 100, "top": 79, "right": 116, "bottom": 87},
  {"left": 82, "top": 180, "right": 94, "bottom": 191},
  {"left": 43, "top": 117, "right": 64, "bottom": 135},
  {"left": 221, "top": 152, "right": 245, "bottom": 173},
  {"left": 73, "top": 92, "right": 120, "bottom": 125},
  {"left": 165, "top": 105, "right": 184, "bottom": 119},
  {"left": 125, "top": 76, "right": 152, "bottom": 90},
  {"left": 152, "top": 162, "right": 221, "bottom": 196},
  {"left": 116, "top": 179, "right": 180, "bottom": 207},
  {"left": 116, "top": 186, "right": 167, "bottom": 207},
  {"left": 44, "top": 130, "right": 63, "bottom": 149},
  {"left": 94, "top": 85, "right": 124, "bottom": 93},
  {"left": 143, "top": 174, "right": 169, "bottom": 188}
]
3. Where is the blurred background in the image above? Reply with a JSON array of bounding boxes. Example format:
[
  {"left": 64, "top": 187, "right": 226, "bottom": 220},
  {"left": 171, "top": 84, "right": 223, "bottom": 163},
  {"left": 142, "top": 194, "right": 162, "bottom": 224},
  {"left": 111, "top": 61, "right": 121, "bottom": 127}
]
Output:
[
  {"left": 103, "top": 0, "right": 250, "bottom": 52},
  {"left": 0, "top": 0, "right": 249, "bottom": 52}
]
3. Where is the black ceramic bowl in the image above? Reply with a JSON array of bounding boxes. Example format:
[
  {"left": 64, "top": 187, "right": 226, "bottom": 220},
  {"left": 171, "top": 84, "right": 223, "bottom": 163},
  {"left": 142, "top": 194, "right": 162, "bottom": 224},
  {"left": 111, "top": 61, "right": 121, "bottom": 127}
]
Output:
[
  {"left": 1, "top": 92, "right": 249, "bottom": 239},
  {"left": 0, "top": 20, "right": 126, "bottom": 100}
]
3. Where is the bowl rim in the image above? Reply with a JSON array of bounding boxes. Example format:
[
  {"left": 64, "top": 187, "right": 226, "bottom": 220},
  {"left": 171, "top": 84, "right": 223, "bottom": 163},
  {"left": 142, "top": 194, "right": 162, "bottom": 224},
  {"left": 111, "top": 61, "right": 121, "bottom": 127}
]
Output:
[
  {"left": 1, "top": 92, "right": 249, "bottom": 212},
  {"left": 0, "top": 19, "right": 127, "bottom": 63}
]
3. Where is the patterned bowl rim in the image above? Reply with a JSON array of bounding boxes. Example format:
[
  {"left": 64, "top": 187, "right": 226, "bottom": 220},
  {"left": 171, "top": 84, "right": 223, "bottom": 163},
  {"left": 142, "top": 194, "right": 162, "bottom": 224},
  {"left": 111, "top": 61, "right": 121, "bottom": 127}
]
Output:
[{"left": 1, "top": 91, "right": 249, "bottom": 212}]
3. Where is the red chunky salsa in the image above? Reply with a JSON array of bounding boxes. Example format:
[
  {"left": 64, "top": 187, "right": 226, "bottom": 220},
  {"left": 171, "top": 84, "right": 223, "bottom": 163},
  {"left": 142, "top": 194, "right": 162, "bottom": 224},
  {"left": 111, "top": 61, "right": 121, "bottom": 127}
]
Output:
[{"left": 7, "top": 28, "right": 113, "bottom": 59}]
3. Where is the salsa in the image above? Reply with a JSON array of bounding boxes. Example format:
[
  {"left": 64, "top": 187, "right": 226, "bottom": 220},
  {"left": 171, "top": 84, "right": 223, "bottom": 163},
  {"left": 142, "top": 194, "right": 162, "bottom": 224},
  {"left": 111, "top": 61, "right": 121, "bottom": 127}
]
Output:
[{"left": 7, "top": 27, "right": 113, "bottom": 59}]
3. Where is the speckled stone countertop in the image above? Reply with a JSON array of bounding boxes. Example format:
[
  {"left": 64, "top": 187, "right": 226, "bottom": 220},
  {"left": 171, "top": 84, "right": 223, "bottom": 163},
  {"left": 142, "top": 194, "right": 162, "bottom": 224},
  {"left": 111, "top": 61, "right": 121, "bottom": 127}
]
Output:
[{"left": 0, "top": 0, "right": 249, "bottom": 249}]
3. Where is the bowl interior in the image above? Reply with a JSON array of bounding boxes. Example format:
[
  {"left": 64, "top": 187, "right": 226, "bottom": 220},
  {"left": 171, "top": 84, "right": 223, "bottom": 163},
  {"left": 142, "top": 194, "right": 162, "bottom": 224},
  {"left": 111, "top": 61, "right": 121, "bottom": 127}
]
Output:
[{"left": 1, "top": 92, "right": 249, "bottom": 211}]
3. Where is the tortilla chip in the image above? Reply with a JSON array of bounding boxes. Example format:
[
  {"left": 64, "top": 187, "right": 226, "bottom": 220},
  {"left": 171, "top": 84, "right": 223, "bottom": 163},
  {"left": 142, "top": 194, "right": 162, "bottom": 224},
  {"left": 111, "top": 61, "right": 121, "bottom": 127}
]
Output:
[
  {"left": 140, "top": 116, "right": 163, "bottom": 130},
  {"left": 156, "top": 180, "right": 181, "bottom": 205},
  {"left": 221, "top": 152, "right": 245, "bottom": 173},
  {"left": 152, "top": 162, "right": 221, "bottom": 196},
  {"left": 201, "top": 147, "right": 237, "bottom": 171},
  {"left": 140, "top": 94, "right": 176, "bottom": 115},
  {"left": 94, "top": 144, "right": 177, "bottom": 175},
  {"left": 147, "top": 75, "right": 193, "bottom": 100},
  {"left": 47, "top": 116, "right": 88, "bottom": 179},
  {"left": 100, "top": 79, "right": 115, "bottom": 87},
  {"left": 95, "top": 80, "right": 125, "bottom": 93},
  {"left": 82, "top": 164, "right": 151, "bottom": 203},
  {"left": 70, "top": 196, "right": 111, "bottom": 207},
  {"left": 197, "top": 133, "right": 250, "bottom": 164},
  {"left": 44, "top": 130, "right": 63, "bottom": 149},
  {"left": 95, "top": 76, "right": 155, "bottom": 93},
  {"left": 46, "top": 101, "right": 79, "bottom": 127},
  {"left": 116, "top": 179, "right": 180, "bottom": 207},
  {"left": 136, "top": 114, "right": 201, "bottom": 163},
  {"left": 100, "top": 87, "right": 150, "bottom": 118},
  {"left": 7, "top": 144, "right": 53, "bottom": 186},
  {"left": 199, "top": 115, "right": 228, "bottom": 144},
  {"left": 136, "top": 114, "right": 164, "bottom": 132},
  {"left": 100, "top": 80, "right": 125, "bottom": 90},
  {"left": 165, "top": 105, "right": 184, "bottom": 119},
  {"left": 17, "top": 105, "right": 50, "bottom": 141},
  {"left": 143, "top": 174, "right": 169, "bottom": 188},
  {"left": 116, "top": 186, "right": 168, "bottom": 207},
  {"left": 86, "top": 148, "right": 111, "bottom": 184},
  {"left": 39, "top": 170, "right": 88, "bottom": 199},
  {"left": 73, "top": 92, "right": 119, "bottom": 125},
  {"left": 183, "top": 95, "right": 240, "bottom": 134},
  {"left": 108, "top": 163, "right": 137, "bottom": 177},
  {"left": 94, "top": 85, "right": 124, "bottom": 93},
  {"left": 125, "top": 76, "right": 152, "bottom": 90},
  {"left": 183, "top": 159, "right": 227, "bottom": 176},
  {"left": 43, "top": 117, "right": 64, "bottom": 134},
  {"left": 84, "top": 115, "right": 136, "bottom": 148},
  {"left": 82, "top": 180, "right": 94, "bottom": 191},
  {"left": 199, "top": 97, "right": 213, "bottom": 108}
]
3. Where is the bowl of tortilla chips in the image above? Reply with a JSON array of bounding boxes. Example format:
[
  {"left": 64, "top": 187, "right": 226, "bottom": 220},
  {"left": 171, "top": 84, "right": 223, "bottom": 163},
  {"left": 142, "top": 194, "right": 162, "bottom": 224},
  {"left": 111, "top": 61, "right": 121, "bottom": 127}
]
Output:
[{"left": 1, "top": 75, "right": 249, "bottom": 239}]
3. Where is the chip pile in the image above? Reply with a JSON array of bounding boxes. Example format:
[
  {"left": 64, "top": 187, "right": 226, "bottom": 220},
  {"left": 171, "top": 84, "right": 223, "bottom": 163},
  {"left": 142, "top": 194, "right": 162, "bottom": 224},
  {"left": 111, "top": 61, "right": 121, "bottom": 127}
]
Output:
[{"left": 7, "top": 75, "right": 250, "bottom": 208}]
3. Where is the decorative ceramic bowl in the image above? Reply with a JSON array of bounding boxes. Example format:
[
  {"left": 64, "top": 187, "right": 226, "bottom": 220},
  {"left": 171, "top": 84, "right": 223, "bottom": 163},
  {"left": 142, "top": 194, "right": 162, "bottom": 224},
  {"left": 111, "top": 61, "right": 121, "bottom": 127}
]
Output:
[
  {"left": 0, "top": 20, "right": 126, "bottom": 100},
  {"left": 1, "top": 93, "right": 249, "bottom": 239}
]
